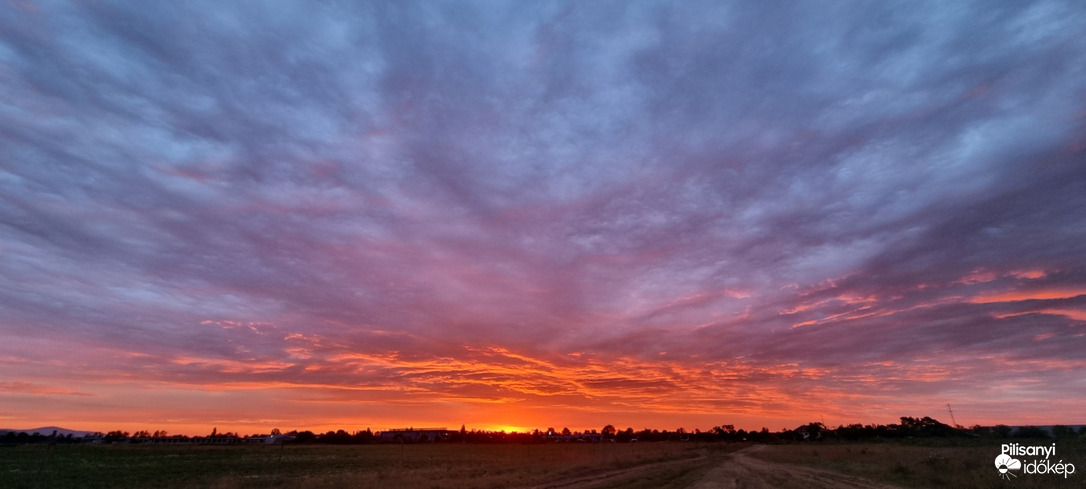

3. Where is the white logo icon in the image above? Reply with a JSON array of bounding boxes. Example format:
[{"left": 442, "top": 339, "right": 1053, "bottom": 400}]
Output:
[{"left": 995, "top": 453, "right": 1022, "bottom": 480}]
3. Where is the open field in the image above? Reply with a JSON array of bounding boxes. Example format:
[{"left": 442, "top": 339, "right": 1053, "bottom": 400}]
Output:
[
  {"left": 0, "top": 442, "right": 729, "bottom": 489},
  {"left": 745, "top": 439, "right": 1086, "bottom": 489},
  {"left": 2, "top": 439, "right": 1083, "bottom": 488}
]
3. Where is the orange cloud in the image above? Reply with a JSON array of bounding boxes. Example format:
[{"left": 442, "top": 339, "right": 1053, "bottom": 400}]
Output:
[
  {"left": 0, "top": 382, "right": 94, "bottom": 397},
  {"left": 957, "top": 268, "right": 1047, "bottom": 285},
  {"left": 1010, "top": 269, "right": 1047, "bottom": 280},
  {"left": 996, "top": 308, "right": 1086, "bottom": 322},
  {"left": 970, "top": 288, "right": 1086, "bottom": 304}
]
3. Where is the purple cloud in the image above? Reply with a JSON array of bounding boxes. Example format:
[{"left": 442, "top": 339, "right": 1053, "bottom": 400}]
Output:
[{"left": 1, "top": 0, "right": 1084, "bottom": 433}]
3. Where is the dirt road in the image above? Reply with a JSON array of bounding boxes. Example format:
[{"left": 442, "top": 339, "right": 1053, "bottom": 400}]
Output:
[
  {"left": 520, "top": 445, "right": 902, "bottom": 489},
  {"left": 690, "top": 445, "right": 902, "bottom": 489},
  {"left": 519, "top": 447, "right": 712, "bottom": 489}
]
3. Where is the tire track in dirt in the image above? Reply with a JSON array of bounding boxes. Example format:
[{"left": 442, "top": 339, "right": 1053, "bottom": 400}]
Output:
[
  {"left": 516, "top": 448, "right": 713, "bottom": 489},
  {"left": 515, "top": 444, "right": 904, "bottom": 489},
  {"left": 691, "top": 445, "right": 903, "bottom": 489}
]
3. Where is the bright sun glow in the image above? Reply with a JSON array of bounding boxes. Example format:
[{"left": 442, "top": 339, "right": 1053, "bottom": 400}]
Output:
[{"left": 488, "top": 425, "right": 530, "bottom": 434}]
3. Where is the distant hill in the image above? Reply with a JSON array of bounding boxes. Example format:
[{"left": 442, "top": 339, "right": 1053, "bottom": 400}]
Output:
[{"left": 0, "top": 426, "right": 96, "bottom": 437}]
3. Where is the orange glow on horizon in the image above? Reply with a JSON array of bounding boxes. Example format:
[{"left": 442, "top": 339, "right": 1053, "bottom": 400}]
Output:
[{"left": 6, "top": 339, "right": 1084, "bottom": 437}]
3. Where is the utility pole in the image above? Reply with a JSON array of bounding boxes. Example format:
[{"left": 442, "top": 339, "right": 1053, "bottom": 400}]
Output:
[{"left": 947, "top": 403, "right": 958, "bottom": 427}]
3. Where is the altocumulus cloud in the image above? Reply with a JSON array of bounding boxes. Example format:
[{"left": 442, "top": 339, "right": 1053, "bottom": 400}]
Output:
[{"left": 1, "top": 0, "right": 1085, "bottom": 432}]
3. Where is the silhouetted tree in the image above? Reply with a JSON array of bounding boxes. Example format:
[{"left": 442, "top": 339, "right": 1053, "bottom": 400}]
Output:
[
  {"left": 104, "top": 431, "right": 129, "bottom": 443},
  {"left": 1013, "top": 426, "right": 1049, "bottom": 438},
  {"left": 1052, "top": 425, "right": 1074, "bottom": 438},
  {"left": 291, "top": 430, "right": 316, "bottom": 443},
  {"left": 800, "top": 422, "right": 825, "bottom": 441},
  {"left": 352, "top": 429, "right": 375, "bottom": 443},
  {"left": 896, "top": 416, "right": 959, "bottom": 437}
]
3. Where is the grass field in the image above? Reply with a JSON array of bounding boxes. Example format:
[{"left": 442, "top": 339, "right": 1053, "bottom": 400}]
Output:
[
  {"left": 2, "top": 438, "right": 1083, "bottom": 488},
  {"left": 0, "top": 442, "right": 732, "bottom": 489},
  {"left": 749, "top": 438, "right": 1086, "bottom": 489}
]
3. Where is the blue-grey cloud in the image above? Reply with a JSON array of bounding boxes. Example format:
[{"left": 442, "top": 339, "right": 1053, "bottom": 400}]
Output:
[{"left": 1, "top": 0, "right": 1084, "bottom": 430}]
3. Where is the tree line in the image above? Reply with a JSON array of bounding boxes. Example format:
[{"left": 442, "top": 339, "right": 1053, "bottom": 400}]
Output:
[{"left": 3, "top": 416, "right": 1082, "bottom": 445}]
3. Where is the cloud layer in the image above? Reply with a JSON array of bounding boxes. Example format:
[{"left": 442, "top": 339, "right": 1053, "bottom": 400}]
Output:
[{"left": 2, "top": 0, "right": 1085, "bottom": 433}]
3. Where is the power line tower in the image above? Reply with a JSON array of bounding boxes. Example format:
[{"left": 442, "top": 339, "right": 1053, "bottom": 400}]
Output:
[{"left": 946, "top": 403, "right": 958, "bottom": 427}]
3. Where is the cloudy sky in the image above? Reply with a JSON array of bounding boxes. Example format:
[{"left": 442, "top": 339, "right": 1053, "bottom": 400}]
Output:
[{"left": 2, "top": 0, "right": 1085, "bottom": 435}]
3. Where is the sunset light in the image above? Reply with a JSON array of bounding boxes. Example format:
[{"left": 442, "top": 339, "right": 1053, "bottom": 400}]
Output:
[{"left": 2, "top": 0, "right": 1085, "bottom": 441}]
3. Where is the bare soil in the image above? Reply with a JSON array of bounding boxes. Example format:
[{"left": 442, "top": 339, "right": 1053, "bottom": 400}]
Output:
[
  {"left": 690, "top": 445, "right": 902, "bottom": 489},
  {"left": 516, "top": 445, "right": 902, "bottom": 489}
]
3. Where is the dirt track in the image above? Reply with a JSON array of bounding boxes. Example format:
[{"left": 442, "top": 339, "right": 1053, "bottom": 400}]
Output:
[
  {"left": 521, "top": 445, "right": 902, "bottom": 489},
  {"left": 690, "top": 445, "right": 902, "bottom": 489},
  {"left": 519, "top": 447, "right": 712, "bottom": 489}
]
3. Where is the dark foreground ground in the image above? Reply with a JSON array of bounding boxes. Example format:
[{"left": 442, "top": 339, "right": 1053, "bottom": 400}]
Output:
[{"left": 2, "top": 438, "right": 1083, "bottom": 489}]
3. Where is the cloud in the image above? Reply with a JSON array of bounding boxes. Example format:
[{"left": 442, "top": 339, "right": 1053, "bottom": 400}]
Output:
[{"left": 1, "top": 0, "right": 1085, "bottom": 432}]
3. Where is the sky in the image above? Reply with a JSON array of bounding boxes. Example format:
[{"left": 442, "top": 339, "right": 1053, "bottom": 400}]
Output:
[{"left": 1, "top": 1, "right": 1085, "bottom": 436}]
